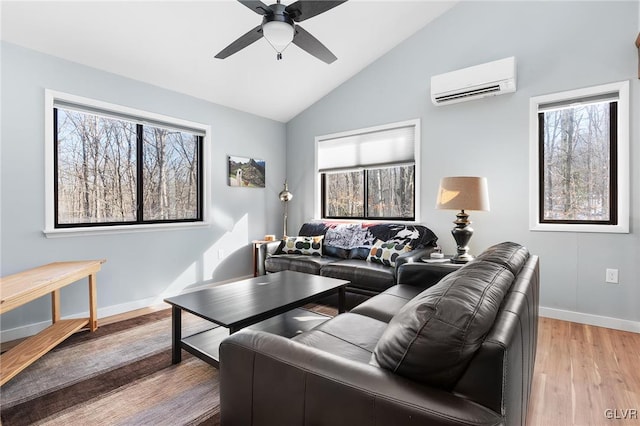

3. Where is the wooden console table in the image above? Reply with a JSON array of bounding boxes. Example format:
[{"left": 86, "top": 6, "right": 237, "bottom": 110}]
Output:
[{"left": 0, "top": 259, "right": 105, "bottom": 385}]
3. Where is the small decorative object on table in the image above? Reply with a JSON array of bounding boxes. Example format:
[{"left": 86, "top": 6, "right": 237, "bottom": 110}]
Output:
[{"left": 430, "top": 249, "right": 444, "bottom": 259}]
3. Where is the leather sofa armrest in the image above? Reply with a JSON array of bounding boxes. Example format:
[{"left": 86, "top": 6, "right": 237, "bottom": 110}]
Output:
[
  {"left": 256, "top": 240, "right": 283, "bottom": 275},
  {"left": 395, "top": 246, "right": 435, "bottom": 270},
  {"left": 396, "top": 261, "right": 460, "bottom": 288},
  {"left": 264, "top": 240, "right": 282, "bottom": 256},
  {"left": 219, "top": 329, "right": 502, "bottom": 426}
]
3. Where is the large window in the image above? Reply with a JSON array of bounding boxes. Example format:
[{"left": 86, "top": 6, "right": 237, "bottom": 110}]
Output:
[
  {"left": 45, "top": 91, "right": 210, "bottom": 235},
  {"left": 316, "top": 120, "right": 420, "bottom": 221},
  {"left": 529, "top": 81, "right": 629, "bottom": 233}
]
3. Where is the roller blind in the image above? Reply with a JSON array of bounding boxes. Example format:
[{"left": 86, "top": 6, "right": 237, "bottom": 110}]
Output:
[
  {"left": 538, "top": 92, "right": 619, "bottom": 113},
  {"left": 317, "top": 124, "right": 416, "bottom": 172},
  {"left": 53, "top": 99, "right": 206, "bottom": 136}
]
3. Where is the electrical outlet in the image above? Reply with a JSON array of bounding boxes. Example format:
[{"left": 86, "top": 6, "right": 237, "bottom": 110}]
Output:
[{"left": 605, "top": 268, "right": 619, "bottom": 284}]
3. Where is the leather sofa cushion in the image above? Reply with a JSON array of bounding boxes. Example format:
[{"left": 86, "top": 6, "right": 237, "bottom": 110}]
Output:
[
  {"left": 293, "top": 313, "right": 387, "bottom": 363},
  {"left": 372, "top": 259, "right": 519, "bottom": 390},
  {"left": 319, "top": 259, "right": 395, "bottom": 292},
  {"left": 265, "top": 254, "right": 338, "bottom": 275},
  {"left": 351, "top": 285, "right": 424, "bottom": 323},
  {"left": 324, "top": 245, "right": 350, "bottom": 259}
]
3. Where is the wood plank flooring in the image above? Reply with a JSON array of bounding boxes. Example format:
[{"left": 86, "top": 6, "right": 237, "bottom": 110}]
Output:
[{"left": 527, "top": 317, "right": 640, "bottom": 425}]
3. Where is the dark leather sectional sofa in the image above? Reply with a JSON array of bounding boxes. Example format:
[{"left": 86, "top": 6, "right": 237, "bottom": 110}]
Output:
[
  {"left": 257, "top": 221, "right": 439, "bottom": 307},
  {"left": 220, "top": 242, "right": 539, "bottom": 425}
]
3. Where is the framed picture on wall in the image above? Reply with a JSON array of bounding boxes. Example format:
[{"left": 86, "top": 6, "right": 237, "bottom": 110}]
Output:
[{"left": 227, "top": 155, "right": 266, "bottom": 188}]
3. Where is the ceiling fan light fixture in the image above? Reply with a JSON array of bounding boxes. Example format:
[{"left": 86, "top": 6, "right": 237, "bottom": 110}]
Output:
[{"left": 262, "top": 20, "right": 294, "bottom": 52}]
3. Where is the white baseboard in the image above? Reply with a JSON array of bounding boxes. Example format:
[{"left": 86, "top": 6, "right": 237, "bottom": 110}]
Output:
[
  {"left": 540, "top": 306, "right": 640, "bottom": 333},
  {"left": 0, "top": 275, "right": 255, "bottom": 344}
]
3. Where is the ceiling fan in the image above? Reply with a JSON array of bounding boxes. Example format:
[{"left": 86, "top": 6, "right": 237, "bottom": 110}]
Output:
[{"left": 215, "top": 0, "right": 347, "bottom": 64}]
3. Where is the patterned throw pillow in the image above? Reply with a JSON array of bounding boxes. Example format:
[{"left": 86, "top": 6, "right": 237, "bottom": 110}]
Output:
[
  {"left": 367, "top": 239, "right": 412, "bottom": 267},
  {"left": 282, "top": 236, "right": 324, "bottom": 256}
]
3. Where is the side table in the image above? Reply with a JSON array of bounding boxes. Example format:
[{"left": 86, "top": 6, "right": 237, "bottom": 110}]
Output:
[
  {"left": 419, "top": 256, "right": 465, "bottom": 276},
  {"left": 251, "top": 240, "right": 273, "bottom": 276}
]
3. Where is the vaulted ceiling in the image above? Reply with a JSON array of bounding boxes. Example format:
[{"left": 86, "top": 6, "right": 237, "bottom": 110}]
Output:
[{"left": 1, "top": 1, "right": 457, "bottom": 122}]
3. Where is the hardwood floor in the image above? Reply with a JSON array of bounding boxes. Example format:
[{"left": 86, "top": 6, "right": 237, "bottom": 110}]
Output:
[
  {"left": 527, "top": 317, "right": 640, "bottom": 425},
  {"left": 2, "top": 307, "right": 638, "bottom": 425}
]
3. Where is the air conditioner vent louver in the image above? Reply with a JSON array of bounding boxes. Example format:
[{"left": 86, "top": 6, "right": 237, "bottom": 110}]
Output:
[
  {"left": 431, "top": 57, "right": 516, "bottom": 106},
  {"left": 434, "top": 85, "right": 501, "bottom": 103}
]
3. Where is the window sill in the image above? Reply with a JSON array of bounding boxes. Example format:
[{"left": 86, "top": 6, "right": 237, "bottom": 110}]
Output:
[
  {"left": 43, "top": 221, "right": 210, "bottom": 238},
  {"left": 529, "top": 223, "right": 629, "bottom": 234}
]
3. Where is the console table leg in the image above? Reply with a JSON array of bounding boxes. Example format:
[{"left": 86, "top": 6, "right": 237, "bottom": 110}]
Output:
[
  {"left": 172, "top": 306, "right": 182, "bottom": 364},
  {"left": 51, "top": 290, "right": 60, "bottom": 323},
  {"left": 88, "top": 273, "right": 98, "bottom": 331}
]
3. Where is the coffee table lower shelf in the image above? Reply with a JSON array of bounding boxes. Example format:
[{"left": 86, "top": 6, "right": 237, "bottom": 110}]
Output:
[{"left": 178, "top": 308, "right": 330, "bottom": 368}]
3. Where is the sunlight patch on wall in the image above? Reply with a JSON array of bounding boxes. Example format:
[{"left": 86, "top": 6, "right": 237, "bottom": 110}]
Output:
[{"left": 155, "top": 213, "right": 250, "bottom": 302}]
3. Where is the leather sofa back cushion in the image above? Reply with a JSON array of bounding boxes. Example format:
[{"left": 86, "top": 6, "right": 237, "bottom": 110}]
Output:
[
  {"left": 372, "top": 260, "right": 518, "bottom": 390},
  {"left": 473, "top": 241, "right": 529, "bottom": 275},
  {"left": 298, "top": 222, "right": 332, "bottom": 237}
]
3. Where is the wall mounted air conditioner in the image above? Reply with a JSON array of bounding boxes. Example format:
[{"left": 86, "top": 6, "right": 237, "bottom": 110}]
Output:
[{"left": 430, "top": 56, "right": 516, "bottom": 106}]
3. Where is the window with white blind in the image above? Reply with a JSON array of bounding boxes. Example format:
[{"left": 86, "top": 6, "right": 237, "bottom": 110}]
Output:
[
  {"left": 44, "top": 90, "right": 211, "bottom": 236},
  {"left": 529, "top": 81, "right": 629, "bottom": 233},
  {"left": 316, "top": 119, "right": 420, "bottom": 221}
]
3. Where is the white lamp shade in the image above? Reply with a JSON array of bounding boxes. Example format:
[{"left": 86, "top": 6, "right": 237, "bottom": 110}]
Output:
[
  {"left": 262, "top": 21, "right": 294, "bottom": 52},
  {"left": 436, "top": 176, "right": 490, "bottom": 211}
]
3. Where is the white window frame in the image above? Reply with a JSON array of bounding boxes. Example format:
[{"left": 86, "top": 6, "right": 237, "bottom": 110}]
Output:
[
  {"left": 44, "top": 89, "right": 212, "bottom": 237},
  {"left": 314, "top": 119, "right": 421, "bottom": 222},
  {"left": 528, "top": 81, "right": 629, "bottom": 233}
]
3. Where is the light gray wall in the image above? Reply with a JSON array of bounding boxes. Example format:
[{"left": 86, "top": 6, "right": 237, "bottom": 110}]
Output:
[
  {"left": 0, "top": 42, "right": 286, "bottom": 336},
  {"left": 286, "top": 1, "right": 640, "bottom": 327}
]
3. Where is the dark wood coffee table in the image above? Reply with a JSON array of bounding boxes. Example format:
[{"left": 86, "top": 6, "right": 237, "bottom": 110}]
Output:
[{"left": 164, "top": 270, "right": 348, "bottom": 367}]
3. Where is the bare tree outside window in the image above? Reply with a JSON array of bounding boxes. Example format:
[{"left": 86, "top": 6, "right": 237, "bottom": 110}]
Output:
[
  {"left": 324, "top": 171, "right": 364, "bottom": 217},
  {"left": 57, "top": 110, "right": 137, "bottom": 224},
  {"left": 143, "top": 126, "right": 200, "bottom": 221},
  {"left": 323, "top": 165, "right": 415, "bottom": 220},
  {"left": 367, "top": 166, "right": 414, "bottom": 218},
  {"left": 539, "top": 101, "right": 616, "bottom": 224},
  {"left": 55, "top": 108, "right": 202, "bottom": 227}
]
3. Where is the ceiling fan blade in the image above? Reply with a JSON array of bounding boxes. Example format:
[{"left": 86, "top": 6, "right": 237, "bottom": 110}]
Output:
[
  {"left": 237, "top": 0, "right": 271, "bottom": 15},
  {"left": 292, "top": 25, "right": 337, "bottom": 64},
  {"left": 285, "top": 1, "right": 347, "bottom": 22},
  {"left": 215, "top": 25, "right": 264, "bottom": 59}
]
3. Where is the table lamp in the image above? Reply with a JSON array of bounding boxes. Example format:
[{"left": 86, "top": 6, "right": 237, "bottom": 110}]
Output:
[{"left": 435, "top": 176, "right": 490, "bottom": 263}]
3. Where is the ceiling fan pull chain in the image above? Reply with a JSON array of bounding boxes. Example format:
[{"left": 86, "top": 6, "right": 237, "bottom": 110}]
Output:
[{"left": 264, "top": 35, "right": 292, "bottom": 61}]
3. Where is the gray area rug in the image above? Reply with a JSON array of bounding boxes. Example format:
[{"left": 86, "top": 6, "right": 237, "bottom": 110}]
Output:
[{"left": 0, "top": 310, "right": 220, "bottom": 426}]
